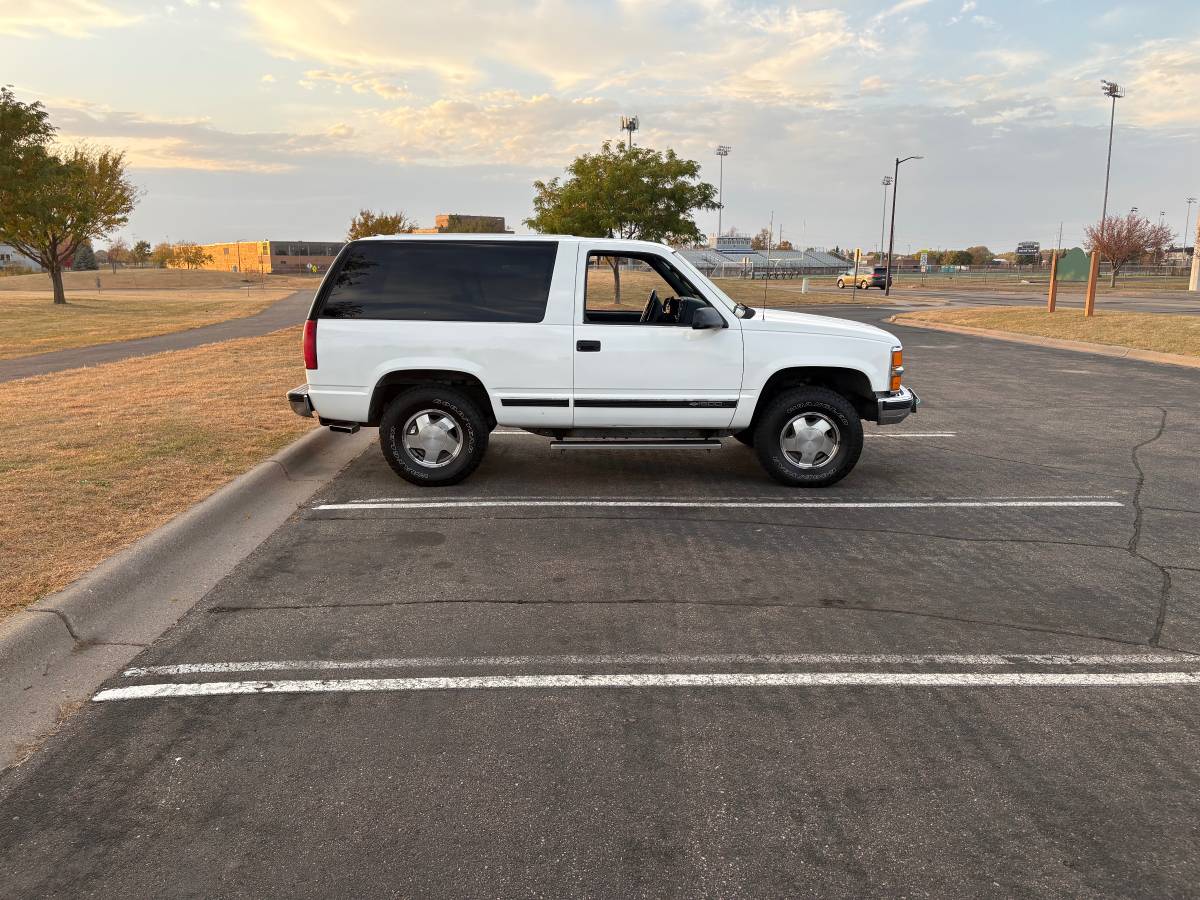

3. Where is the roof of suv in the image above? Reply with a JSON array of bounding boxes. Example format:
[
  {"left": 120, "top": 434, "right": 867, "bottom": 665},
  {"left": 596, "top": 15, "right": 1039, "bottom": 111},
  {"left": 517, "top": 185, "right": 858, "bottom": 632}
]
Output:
[{"left": 356, "top": 234, "right": 671, "bottom": 250}]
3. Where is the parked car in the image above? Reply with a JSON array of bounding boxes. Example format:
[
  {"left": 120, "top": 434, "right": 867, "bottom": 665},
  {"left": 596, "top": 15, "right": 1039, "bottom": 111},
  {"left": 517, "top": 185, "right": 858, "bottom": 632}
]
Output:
[
  {"left": 288, "top": 236, "right": 918, "bottom": 487},
  {"left": 836, "top": 266, "right": 892, "bottom": 290}
]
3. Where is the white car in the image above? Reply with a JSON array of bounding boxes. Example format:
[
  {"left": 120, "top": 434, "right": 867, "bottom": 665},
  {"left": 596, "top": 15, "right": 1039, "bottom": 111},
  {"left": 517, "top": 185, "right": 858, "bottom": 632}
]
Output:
[{"left": 288, "top": 235, "right": 919, "bottom": 487}]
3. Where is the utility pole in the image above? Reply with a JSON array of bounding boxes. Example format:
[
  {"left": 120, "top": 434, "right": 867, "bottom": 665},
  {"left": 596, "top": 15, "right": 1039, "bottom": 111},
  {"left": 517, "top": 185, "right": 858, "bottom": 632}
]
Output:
[
  {"left": 884, "top": 155, "right": 923, "bottom": 297},
  {"left": 715, "top": 145, "right": 731, "bottom": 243},
  {"left": 1184, "top": 197, "right": 1196, "bottom": 251}
]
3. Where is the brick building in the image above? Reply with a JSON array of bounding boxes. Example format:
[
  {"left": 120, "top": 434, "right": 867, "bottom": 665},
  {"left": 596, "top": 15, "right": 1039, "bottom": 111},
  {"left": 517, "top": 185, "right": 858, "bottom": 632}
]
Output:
[
  {"left": 186, "top": 240, "right": 344, "bottom": 274},
  {"left": 412, "top": 214, "right": 510, "bottom": 234}
]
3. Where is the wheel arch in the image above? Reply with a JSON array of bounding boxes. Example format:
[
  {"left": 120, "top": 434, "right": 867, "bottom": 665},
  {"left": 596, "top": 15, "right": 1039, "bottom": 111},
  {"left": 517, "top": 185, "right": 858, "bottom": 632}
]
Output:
[
  {"left": 368, "top": 369, "right": 496, "bottom": 428},
  {"left": 750, "top": 366, "right": 877, "bottom": 426}
]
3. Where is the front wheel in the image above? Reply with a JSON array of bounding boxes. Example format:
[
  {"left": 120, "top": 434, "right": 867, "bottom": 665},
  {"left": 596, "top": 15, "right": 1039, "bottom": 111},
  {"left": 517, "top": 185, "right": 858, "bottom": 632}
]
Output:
[
  {"left": 753, "top": 387, "right": 863, "bottom": 487},
  {"left": 379, "top": 386, "right": 489, "bottom": 486}
]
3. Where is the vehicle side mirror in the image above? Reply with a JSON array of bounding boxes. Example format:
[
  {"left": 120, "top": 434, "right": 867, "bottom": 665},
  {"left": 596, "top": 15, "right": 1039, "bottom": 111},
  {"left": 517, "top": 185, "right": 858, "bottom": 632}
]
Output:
[{"left": 691, "top": 307, "right": 726, "bottom": 330}]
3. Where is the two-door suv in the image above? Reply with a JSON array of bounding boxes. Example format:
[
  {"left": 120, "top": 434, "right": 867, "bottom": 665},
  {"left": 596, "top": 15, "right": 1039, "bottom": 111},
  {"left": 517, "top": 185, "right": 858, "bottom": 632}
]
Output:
[{"left": 287, "top": 235, "right": 918, "bottom": 487}]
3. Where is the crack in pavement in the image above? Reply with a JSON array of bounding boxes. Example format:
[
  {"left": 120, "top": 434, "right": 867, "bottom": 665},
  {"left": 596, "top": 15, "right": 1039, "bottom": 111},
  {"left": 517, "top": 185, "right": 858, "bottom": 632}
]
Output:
[
  {"left": 207, "top": 596, "right": 1166, "bottom": 651},
  {"left": 1127, "top": 407, "right": 1172, "bottom": 646}
]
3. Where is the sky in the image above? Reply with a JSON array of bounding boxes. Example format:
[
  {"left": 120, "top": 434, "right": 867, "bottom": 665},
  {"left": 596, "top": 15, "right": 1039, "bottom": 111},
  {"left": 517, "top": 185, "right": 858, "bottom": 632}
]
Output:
[{"left": 3, "top": 0, "right": 1198, "bottom": 254}]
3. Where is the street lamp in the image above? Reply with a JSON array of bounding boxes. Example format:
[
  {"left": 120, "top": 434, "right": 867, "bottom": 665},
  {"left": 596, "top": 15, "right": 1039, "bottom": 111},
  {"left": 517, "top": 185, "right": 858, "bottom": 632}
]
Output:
[
  {"left": 884, "top": 155, "right": 923, "bottom": 297},
  {"left": 715, "top": 145, "right": 731, "bottom": 243},
  {"left": 1185, "top": 197, "right": 1197, "bottom": 249},
  {"left": 879, "top": 176, "right": 893, "bottom": 257},
  {"left": 1099, "top": 80, "right": 1124, "bottom": 234}
]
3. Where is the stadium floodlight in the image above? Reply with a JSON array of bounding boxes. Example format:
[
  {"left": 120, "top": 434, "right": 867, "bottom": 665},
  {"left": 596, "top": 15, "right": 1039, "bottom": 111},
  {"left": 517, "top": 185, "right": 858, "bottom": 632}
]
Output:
[
  {"left": 879, "top": 176, "right": 894, "bottom": 255},
  {"left": 715, "top": 145, "right": 731, "bottom": 242},
  {"left": 1099, "top": 80, "right": 1124, "bottom": 236},
  {"left": 1185, "top": 197, "right": 1198, "bottom": 250},
  {"left": 620, "top": 115, "right": 639, "bottom": 148},
  {"left": 884, "top": 156, "right": 923, "bottom": 297}
]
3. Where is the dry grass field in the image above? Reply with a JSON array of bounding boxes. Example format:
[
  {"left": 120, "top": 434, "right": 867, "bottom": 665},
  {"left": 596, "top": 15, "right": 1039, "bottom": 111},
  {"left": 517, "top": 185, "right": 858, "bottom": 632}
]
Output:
[
  {"left": 0, "top": 327, "right": 313, "bottom": 620},
  {"left": 896, "top": 306, "right": 1200, "bottom": 358},
  {"left": 0, "top": 290, "right": 293, "bottom": 359},
  {"left": 0, "top": 267, "right": 318, "bottom": 292}
]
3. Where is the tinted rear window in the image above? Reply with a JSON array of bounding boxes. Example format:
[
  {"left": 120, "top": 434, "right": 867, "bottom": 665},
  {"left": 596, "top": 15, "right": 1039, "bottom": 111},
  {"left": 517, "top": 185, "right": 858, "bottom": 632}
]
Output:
[{"left": 317, "top": 241, "right": 557, "bottom": 322}]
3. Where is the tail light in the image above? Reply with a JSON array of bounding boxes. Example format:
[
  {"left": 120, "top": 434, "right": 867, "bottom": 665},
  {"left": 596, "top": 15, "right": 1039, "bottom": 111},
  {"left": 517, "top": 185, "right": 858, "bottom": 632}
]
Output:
[
  {"left": 890, "top": 347, "right": 903, "bottom": 392},
  {"left": 303, "top": 319, "right": 318, "bottom": 370}
]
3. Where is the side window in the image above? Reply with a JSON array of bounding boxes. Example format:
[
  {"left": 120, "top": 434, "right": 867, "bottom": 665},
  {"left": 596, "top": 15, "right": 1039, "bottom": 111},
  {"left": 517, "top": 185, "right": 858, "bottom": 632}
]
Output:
[
  {"left": 317, "top": 241, "right": 557, "bottom": 323},
  {"left": 584, "top": 252, "right": 708, "bottom": 325}
]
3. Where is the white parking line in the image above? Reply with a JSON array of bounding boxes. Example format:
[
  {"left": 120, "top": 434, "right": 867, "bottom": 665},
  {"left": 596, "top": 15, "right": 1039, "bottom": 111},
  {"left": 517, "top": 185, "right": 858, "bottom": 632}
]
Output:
[
  {"left": 94, "top": 670, "right": 1200, "bottom": 701},
  {"left": 314, "top": 499, "right": 1124, "bottom": 511},
  {"left": 123, "top": 653, "right": 1192, "bottom": 678},
  {"left": 490, "top": 431, "right": 958, "bottom": 439}
]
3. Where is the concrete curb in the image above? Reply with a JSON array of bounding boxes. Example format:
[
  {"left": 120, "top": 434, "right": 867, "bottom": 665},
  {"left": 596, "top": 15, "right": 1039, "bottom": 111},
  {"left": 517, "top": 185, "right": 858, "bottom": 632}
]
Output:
[
  {"left": 887, "top": 316, "right": 1200, "bottom": 369},
  {"left": 1, "top": 424, "right": 373, "bottom": 770}
]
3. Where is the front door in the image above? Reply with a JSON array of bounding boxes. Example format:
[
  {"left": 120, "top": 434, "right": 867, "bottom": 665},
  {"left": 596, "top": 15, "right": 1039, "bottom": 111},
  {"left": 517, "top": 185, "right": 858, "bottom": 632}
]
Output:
[{"left": 571, "top": 246, "right": 743, "bottom": 428}]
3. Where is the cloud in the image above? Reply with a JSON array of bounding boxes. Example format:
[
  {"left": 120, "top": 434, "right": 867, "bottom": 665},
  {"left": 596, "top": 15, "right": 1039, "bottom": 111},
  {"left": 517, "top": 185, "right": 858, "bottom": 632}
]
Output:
[
  {"left": 1123, "top": 38, "right": 1200, "bottom": 127},
  {"left": 859, "top": 75, "right": 890, "bottom": 95},
  {"left": 47, "top": 102, "right": 350, "bottom": 172},
  {"left": 0, "top": 0, "right": 142, "bottom": 38},
  {"left": 302, "top": 69, "right": 409, "bottom": 100}
]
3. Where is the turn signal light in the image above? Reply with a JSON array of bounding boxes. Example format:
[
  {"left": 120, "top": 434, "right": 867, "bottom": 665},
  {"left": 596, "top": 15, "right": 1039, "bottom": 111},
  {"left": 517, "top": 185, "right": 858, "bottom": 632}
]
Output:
[
  {"left": 891, "top": 348, "right": 903, "bottom": 370},
  {"left": 890, "top": 347, "right": 903, "bottom": 391},
  {"left": 303, "top": 319, "right": 318, "bottom": 370}
]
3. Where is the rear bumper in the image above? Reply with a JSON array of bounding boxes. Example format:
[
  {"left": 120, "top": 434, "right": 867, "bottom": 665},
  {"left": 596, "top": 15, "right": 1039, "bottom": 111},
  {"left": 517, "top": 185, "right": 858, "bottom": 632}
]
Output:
[
  {"left": 876, "top": 385, "right": 920, "bottom": 425},
  {"left": 287, "top": 384, "right": 314, "bottom": 418}
]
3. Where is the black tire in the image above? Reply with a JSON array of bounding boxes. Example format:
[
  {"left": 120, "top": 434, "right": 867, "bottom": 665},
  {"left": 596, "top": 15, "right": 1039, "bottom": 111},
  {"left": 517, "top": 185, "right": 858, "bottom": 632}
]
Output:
[
  {"left": 732, "top": 429, "right": 755, "bottom": 447},
  {"left": 379, "top": 385, "right": 489, "bottom": 486},
  {"left": 752, "top": 387, "right": 863, "bottom": 487}
]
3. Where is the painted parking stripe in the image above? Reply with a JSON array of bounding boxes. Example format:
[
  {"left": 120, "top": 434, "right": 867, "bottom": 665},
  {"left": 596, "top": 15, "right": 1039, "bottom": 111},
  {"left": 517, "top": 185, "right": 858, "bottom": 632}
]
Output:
[
  {"left": 345, "top": 494, "right": 1122, "bottom": 504},
  {"left": 95, "top": 670, "right": 1200, "bottom": 701},
  {"left": 123, "top": 653, "right": 1192, "bottom": 678},
  {"left": 314, "top": 499, "right": 1124, "bottom": 511},
  {"left": 490, "top": 431, "right": 958, "bottom": 439}
]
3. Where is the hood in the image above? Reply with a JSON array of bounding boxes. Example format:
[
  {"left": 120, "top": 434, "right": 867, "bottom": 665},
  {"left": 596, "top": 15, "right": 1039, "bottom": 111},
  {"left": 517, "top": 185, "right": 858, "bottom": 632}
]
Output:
[{"left": 742, "top": 308, "right": 896, "bottom": 343}]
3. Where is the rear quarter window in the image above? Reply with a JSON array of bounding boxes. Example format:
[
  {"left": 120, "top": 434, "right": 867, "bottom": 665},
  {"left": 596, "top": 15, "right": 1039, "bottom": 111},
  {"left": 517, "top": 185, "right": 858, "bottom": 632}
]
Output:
[{"left": 316, "top": 241, "right": 558, "bottom": 322}]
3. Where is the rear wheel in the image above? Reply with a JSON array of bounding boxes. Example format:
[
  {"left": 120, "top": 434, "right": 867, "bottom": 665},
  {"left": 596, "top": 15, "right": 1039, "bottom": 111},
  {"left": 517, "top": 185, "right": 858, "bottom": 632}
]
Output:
[
  {"left": 753, "top": 387, "right": 863, "bottom": 487},
  {"left": 379, "top": 386, "right": 489, "bottom": 486}
]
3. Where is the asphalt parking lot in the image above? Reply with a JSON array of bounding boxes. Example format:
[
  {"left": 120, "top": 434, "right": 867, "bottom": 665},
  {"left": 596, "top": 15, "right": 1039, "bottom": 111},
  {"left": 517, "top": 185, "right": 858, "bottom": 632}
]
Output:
[{"left": 3, "top": 305, "right": 1199, "bottom": 897}]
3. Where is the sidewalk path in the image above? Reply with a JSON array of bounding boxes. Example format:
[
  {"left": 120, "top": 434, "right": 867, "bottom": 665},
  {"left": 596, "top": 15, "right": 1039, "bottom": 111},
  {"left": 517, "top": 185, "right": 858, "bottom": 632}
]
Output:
[{"left": 0, "top": 290, "right": 313, "bottom": 383}]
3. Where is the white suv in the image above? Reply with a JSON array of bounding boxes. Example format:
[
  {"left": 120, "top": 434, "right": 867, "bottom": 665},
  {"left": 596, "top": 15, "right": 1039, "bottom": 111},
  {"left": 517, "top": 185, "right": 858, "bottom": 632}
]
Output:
[{"left": 287, "top": 235, "right": 918, "bottom": 487}]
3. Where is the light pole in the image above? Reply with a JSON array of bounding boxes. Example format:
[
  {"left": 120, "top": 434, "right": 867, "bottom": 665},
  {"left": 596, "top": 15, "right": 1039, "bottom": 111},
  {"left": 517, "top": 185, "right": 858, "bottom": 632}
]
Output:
[
  {"left": 620, "top": 115, "right": 639, "bottom": 149},
  {"left": 879, "top": 176, "right": 893, "bottom": 257},
  {"left": 715, "top": 145, "right": 731, "bottom": 242},
  {"left": 884, "top": 155, "right": 923, "bottom": 297},
  {"left": 1099, "top": 80, "right": 1124, "bottom": 234},
  {"left": 1184, "top": 198, "right": 1197, "bottom": 249}
]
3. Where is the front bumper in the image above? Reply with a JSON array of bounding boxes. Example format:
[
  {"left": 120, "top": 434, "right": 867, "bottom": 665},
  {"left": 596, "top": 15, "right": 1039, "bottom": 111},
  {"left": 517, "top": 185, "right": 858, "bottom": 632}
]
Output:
[
  {"left": 876, "top": 385, "right": 920, "bottom": 425},
  {"left": 287, "top": 384, "right": 314, "bottom": 418}
]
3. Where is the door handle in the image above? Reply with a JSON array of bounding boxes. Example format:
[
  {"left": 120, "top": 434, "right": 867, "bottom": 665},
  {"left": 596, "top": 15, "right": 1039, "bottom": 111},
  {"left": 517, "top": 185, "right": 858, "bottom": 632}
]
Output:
[{"left": 576, "top": 340, "right": 601, "bottom": 352}]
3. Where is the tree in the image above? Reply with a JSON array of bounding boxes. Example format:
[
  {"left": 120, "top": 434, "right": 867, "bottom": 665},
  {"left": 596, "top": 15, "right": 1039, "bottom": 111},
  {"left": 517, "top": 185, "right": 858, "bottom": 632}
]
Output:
[
  {"left": 130, "top": 239, "right": 151, "bottom": 267},
  {"left": 751, "top": 228, "right": 771, "bottom": 251},
  {"left": 0, "top": 127, "right": 137, "bottom": 302},
  {"left": 347, "top": 209, "right": 417, "bottom": 240},
  {"left": 525, "top": 141, "right": 717, "bottom": 303},
  {"left": 170, "top": 241, "right": 213, "bottom": 270},
  {"left": 777, "top": 239, "right": 794, "bottom": 252},
  {"left": 105, "top": 236, "right": 129, "bottom": 272},
  {"left": 150, "top": 241, "right": 174, "bottom": 268},
  {"left": 1085, "top": 212, "right": 1173, "bottom": 286},
  {"left": 964, "top": 245, "right": 993, "bottom": 266},
  {"left": 72, "top": 240, "right": 97, "bottom": 270}
]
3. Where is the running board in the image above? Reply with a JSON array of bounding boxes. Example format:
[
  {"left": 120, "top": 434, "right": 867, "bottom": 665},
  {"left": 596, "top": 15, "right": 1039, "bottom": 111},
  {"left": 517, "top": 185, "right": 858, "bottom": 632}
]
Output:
[{"left": 549, "top": 438, "right": 723, "bottom": 451}]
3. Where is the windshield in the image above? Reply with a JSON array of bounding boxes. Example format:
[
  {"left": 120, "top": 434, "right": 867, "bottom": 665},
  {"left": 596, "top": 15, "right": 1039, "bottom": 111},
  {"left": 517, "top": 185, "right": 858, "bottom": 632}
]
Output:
[{"left": 671, "top": 251, "right": 738, "bottom": 313}]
